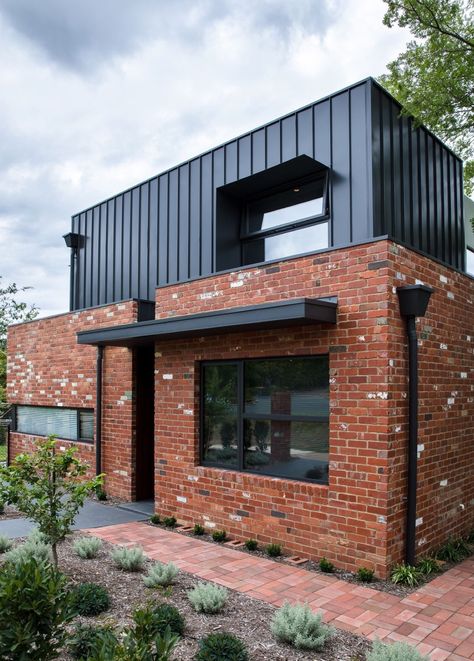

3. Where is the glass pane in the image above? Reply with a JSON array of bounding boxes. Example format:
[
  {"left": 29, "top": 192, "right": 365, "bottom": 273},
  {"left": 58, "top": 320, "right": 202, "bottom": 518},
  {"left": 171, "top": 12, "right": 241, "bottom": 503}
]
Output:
[
  {"left": 244, "top": 357, "right": 329, "bottom": 418},
  {"left": 467, "top": 248, "right": 474, "bottom": 276},
  {"left": 202, "top": 364, "right": 238, "bottom": 467},
  {"left": 16, "top": 406, "right": 78, "bottom": 440},
  {"left": 248, "top": 179, "right": 325, "bottom": 233},
  {"left": 242, "top": 222, "right": 328, "bottom": 265},
  {"left": 79, "top": 410, "right": 94, "bottom": 440},
  {"left": 244, "top": 419, "right": 329, "bottom": 482}
]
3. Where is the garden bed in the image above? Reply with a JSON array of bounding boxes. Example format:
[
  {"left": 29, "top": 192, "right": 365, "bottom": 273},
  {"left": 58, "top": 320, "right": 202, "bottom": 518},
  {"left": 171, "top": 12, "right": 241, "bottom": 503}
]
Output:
[{"left": 11, "top": 533, "right": 371, "bottom": 660}]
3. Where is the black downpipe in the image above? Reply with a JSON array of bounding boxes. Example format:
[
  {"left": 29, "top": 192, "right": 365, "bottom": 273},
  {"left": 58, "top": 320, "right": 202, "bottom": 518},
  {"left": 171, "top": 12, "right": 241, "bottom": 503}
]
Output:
[
  {"left": 405, "top": 316, "right": 418, "bottom": 566},
  {"left": 96, "top": 346, "right": 104, "bottom": 476}
]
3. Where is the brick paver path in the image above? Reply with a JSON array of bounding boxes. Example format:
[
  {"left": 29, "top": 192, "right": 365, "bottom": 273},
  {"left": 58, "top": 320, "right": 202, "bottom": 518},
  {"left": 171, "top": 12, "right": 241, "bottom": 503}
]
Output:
[{"left": 87, "top": 521, "right": 474, "bottom": 661}]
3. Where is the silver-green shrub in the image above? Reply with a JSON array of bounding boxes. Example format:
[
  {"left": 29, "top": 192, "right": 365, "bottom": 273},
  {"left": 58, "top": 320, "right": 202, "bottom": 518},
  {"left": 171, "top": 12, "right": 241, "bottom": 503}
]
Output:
[
  {"left": 111, "top": 546, "right": 145, "bottom": 571},
  {"left": 367, "top": 640, "right": 430, "bottom": 661},
  {"left": 143, "top": 561, "right": 179, "bottom": 587},
  {"left": 188, "top": 582, "right": 228, "bottom": 614},
  {"left": 270, "top": 602, "right": 332, "bottom": 650},
  {"left": 73, "top": 536, "right": 102, "bottom": 559},
  {"left": 0, "top": 535, "right": 13, "bottom": 553},
  {"left": 5, "top": 533, "right": 52, "bottom": 566}
]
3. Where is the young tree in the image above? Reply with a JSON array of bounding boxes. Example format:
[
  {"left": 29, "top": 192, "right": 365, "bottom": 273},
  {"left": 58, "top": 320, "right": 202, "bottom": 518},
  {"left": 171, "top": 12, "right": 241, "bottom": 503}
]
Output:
[
  {"left": 0, "top": 436, "right": 103, "bottom": 565},
  {"left": 0, "top": 277, "right": 38, "bottom": 405},
  {"left": 380, "top": 0, "right": 474, "bottom": 194}
]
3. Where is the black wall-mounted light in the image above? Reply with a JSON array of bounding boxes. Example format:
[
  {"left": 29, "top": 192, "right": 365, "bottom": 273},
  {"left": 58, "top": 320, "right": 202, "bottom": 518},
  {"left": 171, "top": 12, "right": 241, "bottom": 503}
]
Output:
[
  {"left": 396, "top": 284, "right": 433, "bottom": 567},
  {"left": 63, "top": 232, "right": 81, "bottom": 249}
]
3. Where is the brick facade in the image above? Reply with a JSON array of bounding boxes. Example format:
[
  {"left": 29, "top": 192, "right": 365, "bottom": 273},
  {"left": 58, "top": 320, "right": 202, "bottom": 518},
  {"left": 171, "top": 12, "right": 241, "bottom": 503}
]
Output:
[
  {"left": 6, "top": 240, "right": 473, "bottom": 577},
  {"left": 153, "top": 240, "right": 473, "bottom": 577},
  {"left": 7, "top": 300, "right": 138, "bottom": 499}
]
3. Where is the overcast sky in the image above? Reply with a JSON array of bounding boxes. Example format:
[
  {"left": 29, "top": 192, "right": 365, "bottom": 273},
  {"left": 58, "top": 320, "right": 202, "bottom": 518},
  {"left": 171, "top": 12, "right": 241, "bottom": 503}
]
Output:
[{"left": 0, "top": 0, "right": 409, "bottom": 318}]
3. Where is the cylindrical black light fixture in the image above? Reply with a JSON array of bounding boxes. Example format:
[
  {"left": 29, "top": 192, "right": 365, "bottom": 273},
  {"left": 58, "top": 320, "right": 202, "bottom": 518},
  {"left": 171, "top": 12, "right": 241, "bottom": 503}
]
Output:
[{"left": 396, "top": 284, "right": 433, "bottom": 567}]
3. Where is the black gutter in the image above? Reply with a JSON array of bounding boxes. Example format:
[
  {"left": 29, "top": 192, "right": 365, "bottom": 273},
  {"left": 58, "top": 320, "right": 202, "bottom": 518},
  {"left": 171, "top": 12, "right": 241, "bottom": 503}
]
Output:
[
  {"left": 397, "top": 285, "right": 433, "bottom": 566},
  {"left": 95, "top": 346, "right": 104, "bottom": 476}
]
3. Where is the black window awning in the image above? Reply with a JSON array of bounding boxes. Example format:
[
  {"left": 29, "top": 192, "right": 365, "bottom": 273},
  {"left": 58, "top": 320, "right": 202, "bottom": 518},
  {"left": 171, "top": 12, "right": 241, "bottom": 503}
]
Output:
[{"left": 77, "top": 297, "right": 337, "bottom": 347}]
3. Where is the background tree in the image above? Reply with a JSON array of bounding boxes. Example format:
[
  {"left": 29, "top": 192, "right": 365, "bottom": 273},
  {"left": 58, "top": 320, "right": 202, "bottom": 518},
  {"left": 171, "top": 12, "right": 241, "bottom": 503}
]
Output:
[
  {"left": 380, "top": 0, "right": 474, "bottom": 195},
  {"left": 0, "top": 277, "right": 38, "bottom": 407}
]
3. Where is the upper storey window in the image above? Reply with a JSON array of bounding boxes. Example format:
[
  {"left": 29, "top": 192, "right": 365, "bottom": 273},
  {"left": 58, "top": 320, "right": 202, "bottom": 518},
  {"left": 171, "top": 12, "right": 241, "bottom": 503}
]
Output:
[{"left": 241, "top": 174, "right": 328, "bottom": 266}]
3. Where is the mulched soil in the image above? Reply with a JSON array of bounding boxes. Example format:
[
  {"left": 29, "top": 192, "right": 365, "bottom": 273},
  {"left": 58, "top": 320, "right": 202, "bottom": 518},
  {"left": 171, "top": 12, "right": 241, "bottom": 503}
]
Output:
[{"left": 43, "top": 533, "right": 371, "bottom": 660}]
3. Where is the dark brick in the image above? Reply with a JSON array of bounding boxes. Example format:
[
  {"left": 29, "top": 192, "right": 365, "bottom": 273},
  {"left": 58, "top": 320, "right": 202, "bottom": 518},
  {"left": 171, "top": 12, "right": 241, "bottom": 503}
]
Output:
[
  {"left": 329, "top": 345, "right": 347, "bottom": 353},
  {"left": 236, "top": 509, "right": 249, "bottom": 517},
  {"left": 265, "top": 266, "right": 280, "bottom": 274},
  {"left": 368, "top": 260, "right": 390, "bottom": 270},
  {"left": 159, "top": 459, "right": 167, "bottom": 465},
  {"left": 271, "top": 510, "right": 286, "bottom": 519},
  {"left": 199, "top": 489, "right": 210, "bottom": 496}
]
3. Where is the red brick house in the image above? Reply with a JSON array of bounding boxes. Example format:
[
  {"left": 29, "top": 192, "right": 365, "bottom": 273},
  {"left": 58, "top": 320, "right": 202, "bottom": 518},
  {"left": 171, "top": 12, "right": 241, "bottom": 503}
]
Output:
[{"left": 7, "top": 79, "right": 473, "bottom": 578}]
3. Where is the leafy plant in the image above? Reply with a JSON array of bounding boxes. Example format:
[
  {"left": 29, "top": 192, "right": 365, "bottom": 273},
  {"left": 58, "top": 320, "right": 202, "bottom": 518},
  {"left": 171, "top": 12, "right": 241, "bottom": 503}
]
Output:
[
  {"left": 94, "top": 486, "right": 107, "bottom": 502},
  {"left": 73, "top": 536, "right": 102, "bottom": 559},
  {"left": 244, "top": 539, "right": 258, "bottom": 551},
  {"left": 143, "top": 561, "right": 179, "bottom": 588},
  {"left": 436, "top": 537, "right": 471, "bottom": 563},
  {"left": 163, "top": 516, "right": 177, "bottom": 528},
  {"left": 0, "top": 436, "right": 102, "bottom": 565},
  {"left": 0, "top": 534, "right": 12, "bottom": 553},
  {"left": 119, "top": 623, "right": 179, "bottom": 661},
  {"left": 357, "top": 566, "right": 374, "bottom": 582},
  {"left": 271, "top": 602, "right": 333, "bottom": 650},
  {"left": 266, "top": 543, "right": 282, "bottom": 557},
  {"left": 71, "top": 582, "right": 110, "bottom": 617},
  {"left": 150, "top": 514, "right": 162, "bottom": 525},
  {"left": 319, "top": 557, "right": 334, "bottom": 573},
  {"left": 137, "top": 603, "right": 185, "bottom": 637},
  {"left": 5, "top": 531, "right": 52, "bottom": 566},
  {"left": 390, "top": 563, "right": 423, "bottom": 587},
  {"left": 188, "top": 582, "right": 228, "bottom": 614},
  {"left": 0, "top": 501, "right": 4, "bottom": 514},
  {"left": 417, "top": 556, "right": 442, "bottom": 575},
  {"left": 0, "top": 556, "right": 73, "bottom": 660},
  {"left": 367, "top": 638, "right": 430, "bottom": 661},
  {"left": 111, "top": 546, "right": 145, "bottom": 571},
  {"left": 195, "top": 632, "right": 249, "bottom": 661},
  {"left": 68, "top": 623, "right": 118, "bottom": 660},
  {"left": 212, "top": 529, "right": 227, "bottom": 543},
  {"left": 193, "top": 523, "right": 205, "bottom": 535}
]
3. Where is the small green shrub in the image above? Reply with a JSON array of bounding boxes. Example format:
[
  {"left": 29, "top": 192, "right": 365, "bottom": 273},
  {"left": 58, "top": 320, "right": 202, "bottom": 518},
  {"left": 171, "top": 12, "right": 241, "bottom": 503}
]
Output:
[
  {"left": 0, "top": 502, "right": 4, "bottom": 514},
  {"left": 212, "top": 529, "right": 227, "bottom": 543},
  {"left": 266, "top": 543, "right": 282, "bottom": 557},
  {"left": 5, "top": 534, "right": 52, "bottom": 566},
  {"left": 188, "top": 582, "right": 228, "bottom": 614},
  {"left": 146, "top": 603, "right": 185, "bottom": 637},
  {"left": 437, "top": 537, "right": 471, "bottom": 563},
  {"left": 244, "top": 539, "right": 258, "bottom": 551},
  {"left": 163, "top": 516, "right": 177, "bottom": 528},
  {"left": 390, "top": 563, "right": 423, "bottom": 587},
  {"left": 143, "top": 561, "right": 179, "bottom": 587},
  {"left": 0, "top": 557, "right": 73, "bottom": 660},
  {"left": 68, "top": 623, "right": 118, "bottom": 659},
  {"left": 271, "top": 602, "right": 332, "bottom": 650},
  {"left": 367, "top": 639, "right": 430, "bottom": 661},
  {"left": 71, "top": 582, "right": 110, "bottom": 617},
  {"left": 193, "top": 523, "right": 205, "bottom": 535},
  {"left": 150, "top": 513, "right": 162, "bottom": 525},
  {"left": 0, "top": 534, "right": 13, "bottom": 553},
  {"left": 95, "top": 487, "right": 107, "bottom": 501},
  {"left": 319, "top": 557, "right": 334, "bottom": 573},
  {"left": 111, "top": 545, "right": 145, "bottom": 571},
  {"left": 356, "top": 566, "right": 374, "bottom": 582},
  {"left": 417, "top": 556, "right": 442, "bottom": 575},
  {"left": 73, "top": 536, "right": 102, "bottom": 559},
  {"left": 195, "top": 632, "right": 249, "bottom": 660}
]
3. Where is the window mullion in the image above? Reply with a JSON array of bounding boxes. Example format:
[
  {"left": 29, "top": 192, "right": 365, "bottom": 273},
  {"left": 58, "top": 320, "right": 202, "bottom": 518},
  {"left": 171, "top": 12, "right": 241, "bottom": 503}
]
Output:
[{"left": 238, "top": 361, "right": 244, "bottom": 472}]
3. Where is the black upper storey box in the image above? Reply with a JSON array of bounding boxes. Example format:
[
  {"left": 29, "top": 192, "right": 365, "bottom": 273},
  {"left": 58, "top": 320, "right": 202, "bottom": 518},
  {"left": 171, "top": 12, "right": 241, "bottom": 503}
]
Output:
[{"left": 69, "top": 78, "right": 465, "bottom": 311}]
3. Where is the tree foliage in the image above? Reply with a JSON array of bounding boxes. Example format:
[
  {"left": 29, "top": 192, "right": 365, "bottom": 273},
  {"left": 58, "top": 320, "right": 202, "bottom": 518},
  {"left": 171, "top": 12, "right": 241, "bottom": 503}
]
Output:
[
  {"left": 0, "top": 436, "right": 103, "bottom": 565},
  {"left": 380, "top": 0, "right": 474, "bottom": 194}
]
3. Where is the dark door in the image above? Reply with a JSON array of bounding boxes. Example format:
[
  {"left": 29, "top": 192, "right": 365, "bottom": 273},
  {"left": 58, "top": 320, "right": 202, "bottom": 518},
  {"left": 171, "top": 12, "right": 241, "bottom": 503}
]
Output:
[{"left": 134, "top": 345, "right": 155, "bottom": 501}]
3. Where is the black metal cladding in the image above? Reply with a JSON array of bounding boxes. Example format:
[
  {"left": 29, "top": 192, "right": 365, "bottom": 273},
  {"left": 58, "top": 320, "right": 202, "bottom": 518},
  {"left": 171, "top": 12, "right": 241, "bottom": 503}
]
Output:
[{"left": 70, "top": 78, "right": 464, "bottom": 311}]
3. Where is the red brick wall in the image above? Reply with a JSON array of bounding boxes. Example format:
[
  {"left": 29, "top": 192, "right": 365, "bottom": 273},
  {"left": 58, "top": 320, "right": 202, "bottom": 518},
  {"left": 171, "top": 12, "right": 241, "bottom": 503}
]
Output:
[
  {"left": 153, "top": 240, "right": 473, "bottom": 577},
  {"left": 7, "top": 301, "right": 138, "bottom": 499}
]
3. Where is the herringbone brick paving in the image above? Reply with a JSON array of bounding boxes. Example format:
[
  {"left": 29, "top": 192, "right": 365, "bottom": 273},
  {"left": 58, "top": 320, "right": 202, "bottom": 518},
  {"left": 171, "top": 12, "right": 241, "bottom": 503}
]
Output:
[{"left": 86, "top": 522, "right": 474, "bottom": 661}]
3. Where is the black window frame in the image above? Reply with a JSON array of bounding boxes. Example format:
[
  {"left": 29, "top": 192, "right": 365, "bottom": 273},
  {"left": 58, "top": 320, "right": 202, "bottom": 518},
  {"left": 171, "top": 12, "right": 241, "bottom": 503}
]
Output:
[
  {"left": 199, "top": 355, "right": 330, "bottom": 485},
  {"left": 240, "top": 172, "right": 329, "bottom": 264},
  {"left": 13, "top": 404, "right": 95, "bottom": 444}
]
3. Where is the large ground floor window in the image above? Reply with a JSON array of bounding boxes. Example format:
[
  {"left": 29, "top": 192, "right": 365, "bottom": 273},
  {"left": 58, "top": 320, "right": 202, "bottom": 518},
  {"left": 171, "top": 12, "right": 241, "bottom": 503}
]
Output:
[
  {"left": 15, "top": 405, "right": 94, "bottom": 443},
  {"left": 201, "top": 356, "right": 329, "bottom": 484}
]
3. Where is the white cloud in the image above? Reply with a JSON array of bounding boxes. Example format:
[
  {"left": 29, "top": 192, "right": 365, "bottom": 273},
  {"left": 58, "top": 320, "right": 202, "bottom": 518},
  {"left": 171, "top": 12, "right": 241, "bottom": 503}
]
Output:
[{"left": 0, "top": 0, "right": 409, "bottom": 317}]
